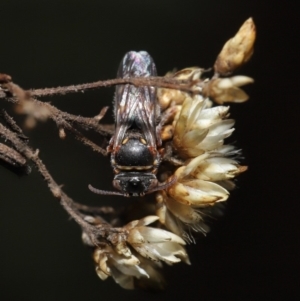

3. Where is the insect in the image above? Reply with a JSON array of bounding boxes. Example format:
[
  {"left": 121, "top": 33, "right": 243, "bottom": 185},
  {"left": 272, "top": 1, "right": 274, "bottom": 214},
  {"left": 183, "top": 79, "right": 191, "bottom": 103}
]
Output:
[{"left": 89, "top": 51, "right": 175, "bottom": 197}]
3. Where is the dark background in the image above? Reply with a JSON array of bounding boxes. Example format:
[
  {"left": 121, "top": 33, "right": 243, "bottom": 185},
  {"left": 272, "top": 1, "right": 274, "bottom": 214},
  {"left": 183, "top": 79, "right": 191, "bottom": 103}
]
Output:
[{"left": 0, "top": 1, "right": 298, "bottom": 300}]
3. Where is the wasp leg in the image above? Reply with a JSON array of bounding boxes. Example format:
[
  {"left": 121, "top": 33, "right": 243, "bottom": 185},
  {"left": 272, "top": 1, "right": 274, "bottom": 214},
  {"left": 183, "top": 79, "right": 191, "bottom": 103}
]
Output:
[{"left": 161, "top": 141, "right": 184, "bottom": 166}]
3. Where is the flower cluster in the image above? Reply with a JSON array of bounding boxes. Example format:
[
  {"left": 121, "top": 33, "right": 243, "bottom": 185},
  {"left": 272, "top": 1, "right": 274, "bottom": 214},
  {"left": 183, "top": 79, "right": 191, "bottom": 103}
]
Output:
[
  {"left": 88, "top": 18, "right": 255, "bottom": 289},
  {"left": 83, "top": 216, "right": 188, "bottom": 289},
  {"left": 157, "top": 83, "right": 247, "bottom": 240}
]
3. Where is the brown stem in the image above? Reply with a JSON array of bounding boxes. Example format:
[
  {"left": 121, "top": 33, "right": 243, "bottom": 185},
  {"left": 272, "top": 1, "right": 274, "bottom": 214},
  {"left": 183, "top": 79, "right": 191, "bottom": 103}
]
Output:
[
  {"left": 29, "top": 77, "right": 195, "bottom": 98},
  {"left": 0, "top": 122, "right": 125, "bottom": 244}
]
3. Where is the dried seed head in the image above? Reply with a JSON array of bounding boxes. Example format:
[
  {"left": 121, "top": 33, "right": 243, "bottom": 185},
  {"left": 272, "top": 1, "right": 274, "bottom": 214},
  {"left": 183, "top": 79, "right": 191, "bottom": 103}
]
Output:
[
  {"left": 157, "top": 68, "right": 202, "bottom": 110},
  {"left": 214, "top": 18, "right": 256, "bottom": 75}
]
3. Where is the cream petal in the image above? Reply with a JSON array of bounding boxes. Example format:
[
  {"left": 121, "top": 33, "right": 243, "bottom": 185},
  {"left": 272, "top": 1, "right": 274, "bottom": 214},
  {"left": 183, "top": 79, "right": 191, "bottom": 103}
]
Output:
[
  {"left": 216, "top": 180, "right": 236, "bottom": 190},
  {"left": 192, "top": 157, "right": 241, "bottom": 181},
  {"left": 99, "top": 254, "right": 111, "bottom": 275},
  {"left": 144, "top": 244, "right": 182, "bottom": 264},
  {"left": 230, "top": 75, "right": 254, "bottom": 86},
  {"left": 165, "top": 195, "right": 203, "bottom": 224},
  {"left": 135, "top": 265, "right": 150, "bottom": 278},
  {"left": 186, "top": 99, "right": 205, "bottom": 129},
  {"left": 227, "top": 87, "right": 250, "bottom": 103},
  {"left": 110, "top": 266, "right": 135, "bottom": 289},
  {"left": 212, "top": 144, "right": 239, "bottom": 156},
  {"left": 217, "top": 78, "right": 235, "bottom": 89},
  {"left": 168, "top": 182, "right": 194, "bottom": 205},
  {"left": 155, "top": 242, "right": 190, "bottom": 265},
  {"left": 206, "top": 119, "right": 235, "bottom": 136},
  {"left": 206, "top": 156, "right": 238, "bottom": 165},
  {"left": 136, "top": 261, "right": 166, "bottom": 290},
  {"left": 199, "top": 106, "right": 229, "bottom": 120},
  {"left": 169, "top": 182, "right": 218, "bottom": 205},
  {"left": 156, "top": 199, "right": 167, "bottom": 224},
  {"left": 132, "top": 242, "right": 185, "bottom": 264},
  {"left": 128, "top": 228, "right": 146, "bottom": 244},
  {"left": 137, "top": 227, "right": 186, "bottom": 245},
  {"left": 112, "top": 253, "right": 140, "bottom": 266},
  {"left": 196, "top": 138, "right": 223, "bottom": 151},
  {"left": 183, "top": 147, "right": 206, "bottom": 158},
  {"left": 169, "top": 180, "right": 229, "bottom": 206},
  {"left": 124, "top": 220, "right": 139, "bottom": 229},
  {"left": 182, "top": 128, "right": 209, "bottom": 147},
  {"left": 164, "top": 210, "right": 184, "bottom": 237},
  {"left": 174, "top": 98, "right": 193, "bottom": 138},
  {"left": 95, "top": 266, "right": 109, "bottom": 280},
  {"left": 132, "top": 245, "right": 161, "bottom": 262},
  {"left": 180, "top": 153, "right": 209, "bottom": 177},
  {"left": 197, "top": 130, "right": 234, "bottom": 150},
  {"left": 136, "top": 215, "right": 159, "bottom": 227},
  {"left": 194, "top": 106, "right": 229, "bottom": 129},
  {"left": 112, "top": 261, "right": 148, "bottom": 279},
  {"left": 184, "top": 179, "right": 229, "bottom": 201}
]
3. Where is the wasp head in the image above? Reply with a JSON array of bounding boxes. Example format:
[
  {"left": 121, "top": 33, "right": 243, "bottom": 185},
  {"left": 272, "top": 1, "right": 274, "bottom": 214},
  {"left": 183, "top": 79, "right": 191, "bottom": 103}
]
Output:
[{"left": 113, "top": 172, "right": 158, "bottom": 197}]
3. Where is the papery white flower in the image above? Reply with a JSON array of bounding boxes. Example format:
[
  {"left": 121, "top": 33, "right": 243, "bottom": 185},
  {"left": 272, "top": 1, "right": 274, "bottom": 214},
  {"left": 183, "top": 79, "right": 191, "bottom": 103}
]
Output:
[
  {"left": 156, "top": 191, "right": 209, "bottom": 240},
  {"left": 173, "top": 95, "right": 234, "bottom": 158},
  {"left": 91, "top": 215, "right": 189, "bottom": 289},
  {"left": 157, "top": 94, "right": 247, "bottom": 240},
  {"left": 93, "top": 245, "right": 149, "bottom": 289},
  {"left": 125, "top": 216, "right": 190, "bottom": 264}
]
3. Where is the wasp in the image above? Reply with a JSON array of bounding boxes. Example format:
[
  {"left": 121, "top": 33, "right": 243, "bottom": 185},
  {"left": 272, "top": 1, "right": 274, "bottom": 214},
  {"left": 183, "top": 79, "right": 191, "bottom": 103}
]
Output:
[{"left": 89, "top": 51, "right": 175, "bottom": 197}]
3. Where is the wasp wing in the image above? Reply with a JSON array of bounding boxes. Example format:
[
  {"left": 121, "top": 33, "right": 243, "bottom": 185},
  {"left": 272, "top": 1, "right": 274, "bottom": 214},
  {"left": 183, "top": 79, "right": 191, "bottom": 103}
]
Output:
[{"left": 113, "top": 51, "right": 158, "bottom": 149}]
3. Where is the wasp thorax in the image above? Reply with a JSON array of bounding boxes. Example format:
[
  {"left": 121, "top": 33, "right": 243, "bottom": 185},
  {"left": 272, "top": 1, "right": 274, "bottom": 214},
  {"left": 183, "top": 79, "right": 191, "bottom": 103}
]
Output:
[{"left": 115, "top": 137, "right": 154, "bottom": 168}]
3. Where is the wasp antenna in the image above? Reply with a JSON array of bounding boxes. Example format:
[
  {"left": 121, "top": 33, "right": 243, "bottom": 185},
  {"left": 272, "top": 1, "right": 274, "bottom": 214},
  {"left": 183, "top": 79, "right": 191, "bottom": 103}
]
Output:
[
  {"left": 147, "top": 176, "right": 177, "bottom": 194},
  {"left": 88, "top": 184, "right": 124, "bottom": 196}
]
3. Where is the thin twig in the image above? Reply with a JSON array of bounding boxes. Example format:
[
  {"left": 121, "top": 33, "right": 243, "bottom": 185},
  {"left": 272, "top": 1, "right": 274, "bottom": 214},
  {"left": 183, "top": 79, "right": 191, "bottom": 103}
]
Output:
[
  {"left": 29, "top": 77, "right": 196, "bottom": 98},
  {"left": 0, "top": 122, "right": 126, "bottom": 245},
  {"left": 73, "top": 202, "right": 115, "bottom": 215}
]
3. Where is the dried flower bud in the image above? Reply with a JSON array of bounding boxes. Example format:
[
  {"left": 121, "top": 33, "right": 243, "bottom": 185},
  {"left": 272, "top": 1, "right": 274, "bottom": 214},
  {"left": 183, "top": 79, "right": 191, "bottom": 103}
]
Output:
[
  {"left": 0, "top": 73, "right": 12, "bottom": 83},
  {"left": 157, "top": 68, "right": 202, "bottom": 110},
  {"left": 15, "top": 99, "right": 51, "bottom": 128},
  {"left": 202, "top": 76, "right": 254, "bottom": 104},
  {"left": 214, "top": 18, "right": 256, "bottom": 75},
  {"left": 58, "top": 127, "right": 66, "bottom": 139},
  {"left": 161, "top": 124, "right": 174, "bottom": 141}
]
